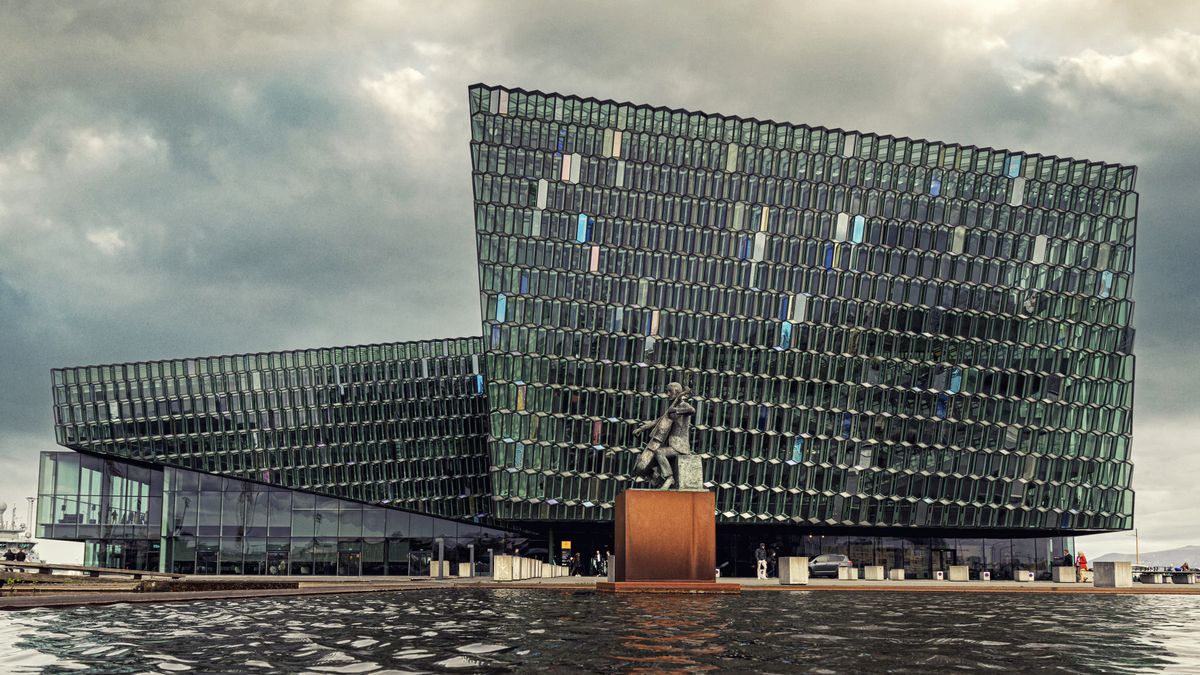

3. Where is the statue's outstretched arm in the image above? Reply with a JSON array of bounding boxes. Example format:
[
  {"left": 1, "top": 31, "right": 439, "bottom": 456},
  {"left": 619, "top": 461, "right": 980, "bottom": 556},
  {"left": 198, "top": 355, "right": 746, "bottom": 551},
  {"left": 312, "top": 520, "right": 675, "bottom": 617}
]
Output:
[{"left": 670, "top": 402, "right": 695, "bottom": 416}]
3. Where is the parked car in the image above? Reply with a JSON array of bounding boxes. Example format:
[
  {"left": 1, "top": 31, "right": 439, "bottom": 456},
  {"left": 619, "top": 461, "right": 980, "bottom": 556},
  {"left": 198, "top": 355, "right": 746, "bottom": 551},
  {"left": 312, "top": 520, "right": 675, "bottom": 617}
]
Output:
[{"left": 808, "top": 554, "right": 853, "bottom": 578}]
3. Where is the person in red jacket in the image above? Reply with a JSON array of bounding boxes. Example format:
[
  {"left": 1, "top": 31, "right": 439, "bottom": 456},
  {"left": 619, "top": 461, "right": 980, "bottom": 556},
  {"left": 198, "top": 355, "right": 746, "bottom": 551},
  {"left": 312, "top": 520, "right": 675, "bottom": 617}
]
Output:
[{"left": 1076, "top": 551, "right": 1089, "bottom": 582}]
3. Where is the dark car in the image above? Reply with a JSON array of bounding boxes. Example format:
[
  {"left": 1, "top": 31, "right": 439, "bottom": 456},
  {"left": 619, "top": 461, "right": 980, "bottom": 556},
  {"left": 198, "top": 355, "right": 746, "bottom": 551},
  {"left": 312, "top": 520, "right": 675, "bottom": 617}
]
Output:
[{"left": 808, "top": 554, "right": 853, "bottom": 578}]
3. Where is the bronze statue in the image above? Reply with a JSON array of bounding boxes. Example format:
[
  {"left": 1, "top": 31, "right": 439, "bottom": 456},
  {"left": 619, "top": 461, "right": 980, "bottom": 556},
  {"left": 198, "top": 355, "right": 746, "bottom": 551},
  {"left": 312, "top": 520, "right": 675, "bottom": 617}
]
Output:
[{"left": 629, "top": 382, "right": 695, "bottom": 489}]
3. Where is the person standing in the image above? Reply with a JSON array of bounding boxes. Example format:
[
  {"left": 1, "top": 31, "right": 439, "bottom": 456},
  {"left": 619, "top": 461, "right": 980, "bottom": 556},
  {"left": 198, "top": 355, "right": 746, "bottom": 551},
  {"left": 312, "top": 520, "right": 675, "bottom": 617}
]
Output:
[
  {"left": 1076, "top": 551, "right": 1088, "bottom": 582},
  {"left": 767, "top": 547, "right": 778, "bottom": 578},
  {"left": 755, "top": 543, "right": 768, "bottom": 579}
]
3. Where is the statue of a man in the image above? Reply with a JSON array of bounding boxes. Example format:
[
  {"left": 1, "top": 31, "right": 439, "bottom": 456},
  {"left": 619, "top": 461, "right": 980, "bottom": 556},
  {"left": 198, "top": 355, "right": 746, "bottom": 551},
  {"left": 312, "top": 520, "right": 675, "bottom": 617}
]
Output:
[{"left": 630, "top": 382, "right": 694, "bottom": 490}]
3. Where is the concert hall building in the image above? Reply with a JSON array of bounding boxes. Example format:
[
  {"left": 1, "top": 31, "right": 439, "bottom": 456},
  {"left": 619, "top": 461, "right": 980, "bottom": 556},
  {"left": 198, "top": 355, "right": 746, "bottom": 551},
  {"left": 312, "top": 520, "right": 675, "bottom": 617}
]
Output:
[{"left": 37, "top": 84, "right": 1137, "bottom": 579}]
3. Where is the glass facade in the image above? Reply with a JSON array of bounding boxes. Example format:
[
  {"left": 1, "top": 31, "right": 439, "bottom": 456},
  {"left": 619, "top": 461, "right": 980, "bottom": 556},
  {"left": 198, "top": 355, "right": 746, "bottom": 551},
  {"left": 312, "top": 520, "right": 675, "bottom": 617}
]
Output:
[
  {"left": 35, "top": 83, "right": 1138, "bottom": 574},
  {"left": 37, "top": 452, "right": 521, "bottom": 574},
  {"left": 51, "top": 338, "right": 491, "bottom": 520},
  {"left": 717, "top": 530, "right": 1074, "bottom": 580},
  {"left": 469, "top": 84, "right": 1136, "bottom": 530}
]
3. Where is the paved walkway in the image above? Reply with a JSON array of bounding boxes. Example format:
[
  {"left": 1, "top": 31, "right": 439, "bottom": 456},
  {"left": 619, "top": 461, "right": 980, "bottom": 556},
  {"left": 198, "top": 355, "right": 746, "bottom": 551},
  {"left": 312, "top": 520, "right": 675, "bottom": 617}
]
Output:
[{"left": 3, "top": 574, "right": 1196, "bottom": 611}]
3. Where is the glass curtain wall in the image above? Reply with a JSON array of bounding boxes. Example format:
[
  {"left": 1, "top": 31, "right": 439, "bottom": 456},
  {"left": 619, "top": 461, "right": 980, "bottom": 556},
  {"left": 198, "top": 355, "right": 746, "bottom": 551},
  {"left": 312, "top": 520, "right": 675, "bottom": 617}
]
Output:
[{"left": 38, "top": 452, "right": 523, "bottom": 575}]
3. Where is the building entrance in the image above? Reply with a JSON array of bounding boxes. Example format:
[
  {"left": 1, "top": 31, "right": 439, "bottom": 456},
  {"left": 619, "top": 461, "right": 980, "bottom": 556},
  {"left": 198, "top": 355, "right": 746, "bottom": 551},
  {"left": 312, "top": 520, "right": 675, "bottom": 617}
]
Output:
[{"left": 932, "top": 548, "right": 957, "bottom": 576}]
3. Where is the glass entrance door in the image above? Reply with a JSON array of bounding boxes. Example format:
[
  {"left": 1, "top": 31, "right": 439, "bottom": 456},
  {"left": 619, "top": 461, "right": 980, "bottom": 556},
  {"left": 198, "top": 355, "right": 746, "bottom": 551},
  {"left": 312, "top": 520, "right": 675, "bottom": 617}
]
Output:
[
  {"left": 409, "top": 550, "right": 431, "bottom": 577},
  {"left": 933, "top": 548, "right": 957, "bottom": 576},
  {"left": 338, "top": 540, "right": 360, "bottom": 571}
]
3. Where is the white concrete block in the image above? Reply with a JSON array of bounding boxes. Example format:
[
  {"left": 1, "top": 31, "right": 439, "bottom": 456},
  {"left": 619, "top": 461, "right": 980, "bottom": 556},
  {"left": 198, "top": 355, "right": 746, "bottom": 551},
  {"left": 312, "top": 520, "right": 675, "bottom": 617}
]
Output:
[
  {"left": 1093, "top": 561, "right": 1132, "bottom": 588},
  {"left": 837, "top": 566, "right": 857, "bottom": 580},
  {"left": 888, "top": 569, "right": 906, "bottom": 581},
  {"left": 1052, "top": 566, "right": 1076, "bottom": 583},
  {"left": 1015, "top": 570, "right": 1034, "bottom": 582},
  {"left": 492, "top": 554, "right": 514, "bottom": 581},
  {"left": 458, "top": 562, "right": 473, "bottom": 578},
  {"left": 948, "top": 566, "right": 969, "bottom": 582},
  {"left": 778, "top": 557, "right": 808, "bottom": 585},
  {"left": 981, "top": 571, "right": 991, "bottom": 581},
  {"left": 863, "top": 565, "right": 885, "bottom": 581}
]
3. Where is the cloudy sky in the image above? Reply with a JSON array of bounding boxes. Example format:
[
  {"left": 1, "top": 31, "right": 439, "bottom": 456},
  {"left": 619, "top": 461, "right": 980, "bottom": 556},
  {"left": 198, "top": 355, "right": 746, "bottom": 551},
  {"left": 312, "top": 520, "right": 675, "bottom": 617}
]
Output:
[{"left": 2, "top": 1, "right": 1196, "bottom": 561}]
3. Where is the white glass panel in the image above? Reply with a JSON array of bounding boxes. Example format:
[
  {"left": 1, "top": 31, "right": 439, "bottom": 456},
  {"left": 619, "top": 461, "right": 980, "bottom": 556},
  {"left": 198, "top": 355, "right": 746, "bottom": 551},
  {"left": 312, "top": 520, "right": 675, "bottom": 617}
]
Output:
[
  {"left": 1032, "top": 235, "right": 1048, "bottom": 264},
  {"left": 1009, "top": 177, "right": 1026, "bottom": 206},
  {"left": 835, "top": 213, "right": 849, "bottom": 242}
]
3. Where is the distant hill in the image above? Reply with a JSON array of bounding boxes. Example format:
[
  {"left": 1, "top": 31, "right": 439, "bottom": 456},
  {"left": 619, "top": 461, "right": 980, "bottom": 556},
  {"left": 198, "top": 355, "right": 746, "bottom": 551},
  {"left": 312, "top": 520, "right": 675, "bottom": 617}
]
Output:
[{"left": 1094, "top": 545, "right": 1200, "bottom": 567}]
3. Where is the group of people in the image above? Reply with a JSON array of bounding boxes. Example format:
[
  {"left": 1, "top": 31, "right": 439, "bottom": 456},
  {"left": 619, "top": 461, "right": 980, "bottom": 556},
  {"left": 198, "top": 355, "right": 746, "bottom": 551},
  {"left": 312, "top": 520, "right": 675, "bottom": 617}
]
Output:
[
  {"left": 1061, "top": 548, "right": 1089, "bottom": 582},
  {"left": 754, "top": 543, "right": 779, "bottom": 579},
  {"left": 2, "top": 549, "right": 28, "bottom": 562},
  {"left": 562, "top": 549, "right": 611, "bottom": 577}
]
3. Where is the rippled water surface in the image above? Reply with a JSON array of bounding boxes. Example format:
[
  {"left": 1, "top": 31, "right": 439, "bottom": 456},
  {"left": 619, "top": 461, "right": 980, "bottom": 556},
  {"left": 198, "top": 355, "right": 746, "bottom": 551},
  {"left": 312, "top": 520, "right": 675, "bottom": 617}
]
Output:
[{"left": 2, "top": 589, "right": 1199, "bottom": 673}]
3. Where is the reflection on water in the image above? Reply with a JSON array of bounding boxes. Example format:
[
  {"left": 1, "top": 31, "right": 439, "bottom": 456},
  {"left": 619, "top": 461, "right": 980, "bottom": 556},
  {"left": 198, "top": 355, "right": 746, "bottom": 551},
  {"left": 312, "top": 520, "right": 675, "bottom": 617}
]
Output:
[{"left": 2, "top": 589, "right": 1199, "bottom": 673}]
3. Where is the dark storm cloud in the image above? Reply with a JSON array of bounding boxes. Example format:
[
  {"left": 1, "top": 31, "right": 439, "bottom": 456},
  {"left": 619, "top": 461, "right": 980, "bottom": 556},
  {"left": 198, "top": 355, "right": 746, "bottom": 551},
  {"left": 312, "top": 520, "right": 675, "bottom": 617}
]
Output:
[{"left": 1, "top": 0, "right": 1197, "bottom": 553}]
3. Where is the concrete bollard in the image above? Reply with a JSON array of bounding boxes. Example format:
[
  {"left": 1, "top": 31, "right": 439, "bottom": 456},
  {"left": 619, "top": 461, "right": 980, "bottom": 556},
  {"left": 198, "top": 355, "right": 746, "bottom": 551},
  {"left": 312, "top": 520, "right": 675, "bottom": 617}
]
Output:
[
  {"left": 863, "top": 565, "right": 885, "bottom": 581},
  {"left": 948, "top": 566, "right": 969, "bottom": 582},
  {"left": 778, "top": 557, "right": 809, "bottom": 585},
  {"left": 888, "top": 569, "right": 906, "bottom": 581},
  {"left": 935, "top": 570, "right": 945, "bottom": 580},
  {"left": 492, "top": 554, "right": 514, "bottom": 581},
  {"left": 981, "top": 571, "right": 992, "bottom": 581},
  {"left": 458, "top": 562, "right": 473, "bottom": 578},
  {"left": 837, "top": 566, "right": 857, "bottom": 580},
  {"left": 607, "top": 555, "right": 615, "bottom": 582},
  {"left": 1052, "top": 566, "right": 1076, "bottom": 583},
  {"left": 1014, "top": 570, "right": 1034, "bottom": 582},
  {"left": 1093, "top": 561, "right": 1133, "bottom": 588}
]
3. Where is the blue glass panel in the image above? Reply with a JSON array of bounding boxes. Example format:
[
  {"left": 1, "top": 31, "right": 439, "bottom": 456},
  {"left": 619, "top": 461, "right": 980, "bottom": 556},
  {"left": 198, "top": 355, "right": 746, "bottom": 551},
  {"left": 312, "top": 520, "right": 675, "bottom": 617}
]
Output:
[
  {"left": 824, "top": 244, "right": 834, "bottom": 269},
  {"left": 851, "top": 215, "right": 865, "bottom": 244},
  {"left": 949, "top": 367, "right": 962, "bottom": 394},
  {"left": 1099, "top": 271, "right": 1114, "bottom": 299},
  {"left": 778, "top": 297, "right": 790, "bottom": 321},
  {"left": 495, "top": 294, "right": 507, "bottom": 322},
  {"left": 936, "top": 393, "right": 948, "bottom": 418},
  {"left": 930, "top": 170, "right": 942, "bottom": 197},
  {"left": 519, "top": 272, "right": 529, "bottom": 294},
  {"left": 778, "top": 321, "right": 792, "bottom": 349},
  {"left": 576, "top": 214, "right": 588, "bottom": 242},
  {"left": 841, "top": 412, "right": 852, "bottom": 437},
  {"left": 514, "top": 443, "right": 524, "bottom": 467},
  {"left": 475, "top": 374, "right": 485, "bottom": 394},
  {"left": 1005, "top": 155, "right": 1022, "bottom": 178},
  {"left": 490, "top": 325, "right": 501, "bottom": 348},
  {"left": 791, "top": 438, "right": 804, "bottom": 464}
]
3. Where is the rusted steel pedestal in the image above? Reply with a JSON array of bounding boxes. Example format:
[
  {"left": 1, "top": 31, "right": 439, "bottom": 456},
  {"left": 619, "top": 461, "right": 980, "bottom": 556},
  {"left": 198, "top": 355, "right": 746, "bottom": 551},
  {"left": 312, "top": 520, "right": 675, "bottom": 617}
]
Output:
[{"left": 597, "top": 489, "right": 739, "bottom": 594}]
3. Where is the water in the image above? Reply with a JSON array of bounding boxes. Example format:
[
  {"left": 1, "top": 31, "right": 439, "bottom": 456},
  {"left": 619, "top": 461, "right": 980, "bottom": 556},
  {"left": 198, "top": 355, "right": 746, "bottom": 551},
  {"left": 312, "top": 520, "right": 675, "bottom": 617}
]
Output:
[{"left": 2, "top": 589, "right": 1199, "bottom": 673}]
